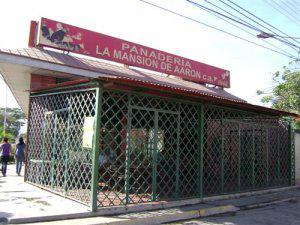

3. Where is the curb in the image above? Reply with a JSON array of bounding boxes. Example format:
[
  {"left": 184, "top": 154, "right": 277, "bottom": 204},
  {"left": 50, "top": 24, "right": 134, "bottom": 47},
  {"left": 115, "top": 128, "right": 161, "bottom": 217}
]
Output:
[
  {"left": 240, "top": 197, "right": 297, "bottom": 210},
  {"left": 105, "top": 198, "right": 297, "bottom": 225},
  {"left": 198, "top": 205, "right": 238, "bottom": 217},
  {"left": 9, "top": 205, "right": 239, "bottom": 225},
  {"left": 98, "top": 205, "right": 239, "bottom": 225},
  {"left": 8, "top": 186, "right": 299, "bottom": 224}
]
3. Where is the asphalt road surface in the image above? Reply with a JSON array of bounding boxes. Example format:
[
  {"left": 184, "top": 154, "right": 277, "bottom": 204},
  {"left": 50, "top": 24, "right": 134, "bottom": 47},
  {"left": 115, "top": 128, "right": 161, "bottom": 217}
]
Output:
[{"left": 167, "top": 198, "right": 300, "bottom": 225}]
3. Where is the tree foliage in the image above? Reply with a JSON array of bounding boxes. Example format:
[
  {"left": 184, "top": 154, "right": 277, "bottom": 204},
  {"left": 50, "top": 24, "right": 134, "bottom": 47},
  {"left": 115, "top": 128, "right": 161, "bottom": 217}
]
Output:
[
  {"left": 257, "top": 66, "right": 300, "bottom": 128},
  {"left": 0, "top": 107, "right": 26, "bottom": 141}
]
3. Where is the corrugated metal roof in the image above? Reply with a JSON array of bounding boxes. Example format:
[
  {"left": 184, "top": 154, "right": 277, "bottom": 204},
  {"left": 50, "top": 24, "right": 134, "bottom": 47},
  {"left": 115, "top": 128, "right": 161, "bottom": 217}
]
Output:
[
  {"left": 0, "top": 47, "right": 298, "bottom": 118},
  {"left": 0, "top": 47, "right": 245, "bottom": 103}
]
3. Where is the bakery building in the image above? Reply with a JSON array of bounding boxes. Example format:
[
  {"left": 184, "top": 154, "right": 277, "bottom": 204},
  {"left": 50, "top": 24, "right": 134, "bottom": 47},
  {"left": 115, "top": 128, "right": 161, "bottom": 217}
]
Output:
[{"left": 0, "top": 18, "right": 297, "bottom": 211}]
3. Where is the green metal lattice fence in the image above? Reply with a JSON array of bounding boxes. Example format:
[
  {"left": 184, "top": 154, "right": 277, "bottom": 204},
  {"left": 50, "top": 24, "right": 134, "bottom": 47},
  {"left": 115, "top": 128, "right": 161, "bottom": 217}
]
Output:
[
  {"left": 26, "top": 88, "right": 97, "bottom": 205},
  {"left": 25, "top": 84, "right": 295, "bottom": 210}
]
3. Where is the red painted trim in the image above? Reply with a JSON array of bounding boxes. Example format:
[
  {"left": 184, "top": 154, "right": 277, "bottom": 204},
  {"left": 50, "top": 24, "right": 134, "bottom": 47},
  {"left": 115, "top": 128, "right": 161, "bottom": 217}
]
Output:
[
  {"left": 30, "top": 74, "right": 56, "bottom": 90},
  {"left": 28, "top": 21, "right": 38, "bottom": 48},
  {"left": 30, "top": 78, "right": 92, "bottom": 92}
]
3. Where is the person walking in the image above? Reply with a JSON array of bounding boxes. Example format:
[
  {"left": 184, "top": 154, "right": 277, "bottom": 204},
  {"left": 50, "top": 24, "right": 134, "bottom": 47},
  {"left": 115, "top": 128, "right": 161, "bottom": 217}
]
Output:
[
  {"left": 1, "top": 137, "right": 11, "bottom": 177},
  {"left": 15, "top": 137, "right": 26, "bottom": 176}
]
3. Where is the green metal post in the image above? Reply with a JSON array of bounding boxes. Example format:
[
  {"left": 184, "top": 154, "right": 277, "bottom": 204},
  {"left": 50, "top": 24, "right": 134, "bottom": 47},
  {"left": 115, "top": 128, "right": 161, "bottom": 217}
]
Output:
[
  {"left": 265, "top": 128, "right": 269, "bottom": 186},
  {"left": 197, "top": 105, "right": 204, "bottom": 198},
  {"left": 40, "top": 115, "right": 48, "bottom": 185},
  {"left": 125, "top": 96, "right": 132, "bottom": 204},
  {"left": 90, "top": 85, "right": 103, "bottom": 212},
  {"left": 277, "top": 129, "right": 280, "bottom": 184},
  {"left": 221, "top": 119, "right": 224, "bottom": 193},
  {"left": 196, "top": 107, "right": 200, "bottom": 197},
  {"left": 175, "top": 112, "right": 180, "bottom": 199},
  {"left": 152, "top": 111, "right": 158, "bottom": 201},
  {"left": 252, "top": 126, "right": 255, "bottom": 189},
  {"left": 24, "top": 99, "right": 32, "bottom": 182},
  {"left": 288, "top": 122, "right": 294, "bottom": 186},
  {"left": 50, "top": 114, "right": 58, "bottom": 189},
  {"left": 238, "top": 123, "right": 241, "bottom": 192}
]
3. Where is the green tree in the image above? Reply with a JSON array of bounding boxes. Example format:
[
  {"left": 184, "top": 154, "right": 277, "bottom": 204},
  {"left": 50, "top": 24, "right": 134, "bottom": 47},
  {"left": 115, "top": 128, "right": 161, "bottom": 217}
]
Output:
[
  {"left": 0, "top": 107, "right": 26, "bottom": 141},
  {"left": 257, "top": 66, "right": 300, "bottom": 128}
]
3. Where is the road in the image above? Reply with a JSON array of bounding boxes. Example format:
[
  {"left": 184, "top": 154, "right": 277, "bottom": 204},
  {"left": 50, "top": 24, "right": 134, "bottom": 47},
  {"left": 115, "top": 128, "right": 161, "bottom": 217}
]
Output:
[{"left": 167, "top": 198, "right": 300, "bottom": 225}]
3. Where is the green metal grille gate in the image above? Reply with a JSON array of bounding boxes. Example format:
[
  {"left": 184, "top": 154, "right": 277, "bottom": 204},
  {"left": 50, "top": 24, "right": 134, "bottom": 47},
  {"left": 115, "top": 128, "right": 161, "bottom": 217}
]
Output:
[
  {"left": 25, "top": 84, "right": 295, "bottom": 210},
  {"left": 96, "top": 92, "right": 199, "bottom": 207}
]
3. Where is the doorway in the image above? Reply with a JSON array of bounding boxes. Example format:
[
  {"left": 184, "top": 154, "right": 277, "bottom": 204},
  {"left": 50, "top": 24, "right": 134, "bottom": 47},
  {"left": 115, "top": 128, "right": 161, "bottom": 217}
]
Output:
[
  {"left": 127, "top": 106, "right": 180, "bottom": 203},
  {"left": 41, "top": 108, "right": 69, "bottom": 191}
]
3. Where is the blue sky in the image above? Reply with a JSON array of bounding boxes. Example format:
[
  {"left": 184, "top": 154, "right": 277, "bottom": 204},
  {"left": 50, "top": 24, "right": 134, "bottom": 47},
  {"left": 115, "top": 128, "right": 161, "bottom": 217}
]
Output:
[{"left": 0, "top": 0, "right": 299, "bottom": 109}]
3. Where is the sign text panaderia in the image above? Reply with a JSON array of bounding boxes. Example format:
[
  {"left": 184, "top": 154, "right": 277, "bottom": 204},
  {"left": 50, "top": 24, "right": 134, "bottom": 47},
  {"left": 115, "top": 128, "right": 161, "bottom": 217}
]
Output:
[{"left": 37, "top": 18, "right": 230, "bottom": 87}]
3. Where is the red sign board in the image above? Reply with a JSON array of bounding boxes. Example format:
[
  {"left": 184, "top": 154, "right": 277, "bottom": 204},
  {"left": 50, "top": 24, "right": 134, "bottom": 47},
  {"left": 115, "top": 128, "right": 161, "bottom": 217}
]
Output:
[{"left": 36, "top": 18, "right": 230, "bottom": 87}]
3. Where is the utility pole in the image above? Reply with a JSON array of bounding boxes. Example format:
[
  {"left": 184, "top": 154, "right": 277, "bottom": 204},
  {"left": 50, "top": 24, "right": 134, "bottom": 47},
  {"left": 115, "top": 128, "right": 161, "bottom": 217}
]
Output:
[
  {"left": 0, "top": 75, "right": 7, "bottom": 137},
  {"left": 4, "top": 84, "right": 7, "bottom": 136}
]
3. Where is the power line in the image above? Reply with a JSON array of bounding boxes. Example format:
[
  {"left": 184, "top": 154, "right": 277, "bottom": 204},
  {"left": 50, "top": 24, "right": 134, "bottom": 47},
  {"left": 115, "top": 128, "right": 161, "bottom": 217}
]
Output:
[
  {"left": 224, "top": 0, "right": 300, "bottom": 46},
  {"left": 202, "top": 0, "right": 261, "bottom": 32},
  {"left": 187, "top": 0, "right": 300, "bottom": 52},
  {"left": 189, "top": 0, "right": 295, "bottom": 57},
  {"left": 274, "top": 35, "right": 300, "bottom": 39},
  {"left": 217, "top": 0, "right": 300, "bottom": 50},
  {"left": 290, "top": 0, "right": 300, "bottom": 6},
  {"left": 278, "top": 0, "right": 300, "bottom": 21},
  {"left": 274, "top": 0, "right": 300, "bottom": 22},
  {"left": 262, "top": 0, "right": 300, "bottom": 27},
  {"left": 137, "top": 0, "right": 297, "bottom": 59},
  {"left": 192, "top": 0, "right": 298, "bottom": 54},
  {"left": 287, "top": 0, "right": 300, "bottom": 11},
  {"left": 219, "top": 0, "right": 300, "bottom": 51},
  {"left": 186, "top": 0, "right": 261, "bottom": 32}
]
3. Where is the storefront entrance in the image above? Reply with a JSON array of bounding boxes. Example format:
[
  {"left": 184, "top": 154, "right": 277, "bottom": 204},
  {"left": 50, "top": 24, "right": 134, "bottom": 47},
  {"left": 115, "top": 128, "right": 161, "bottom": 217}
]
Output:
[
  {"left": 42, "top": 109, "right": 69, "bottom": 191},
  {"left": 128, "top": 106, "right": 180, "bottom": 202}
]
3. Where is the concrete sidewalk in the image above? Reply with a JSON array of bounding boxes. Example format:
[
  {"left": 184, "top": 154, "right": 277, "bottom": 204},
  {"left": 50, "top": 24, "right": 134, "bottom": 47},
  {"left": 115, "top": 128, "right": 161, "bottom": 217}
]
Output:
[
  {"left": 1, "top": 164, "right": 299, "bottom": 224},
  {"left": 0, "top": 164, "right": 90, "bottom": 224},
  {"left": 22, "top": 188, "right": 300, "bottom": 225}
]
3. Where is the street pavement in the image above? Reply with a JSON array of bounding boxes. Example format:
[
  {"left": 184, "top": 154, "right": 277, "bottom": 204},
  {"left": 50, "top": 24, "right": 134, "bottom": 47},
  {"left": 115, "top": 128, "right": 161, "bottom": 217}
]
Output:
[{"left": 166, "top": 195, "right": 300, "bottom": 225}]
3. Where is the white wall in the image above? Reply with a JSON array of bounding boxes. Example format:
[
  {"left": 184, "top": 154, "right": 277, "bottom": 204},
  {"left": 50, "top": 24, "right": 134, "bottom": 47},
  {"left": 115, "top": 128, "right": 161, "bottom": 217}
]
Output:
[{"left": 295, "top": 131, "right": 300, "bottom": 185}]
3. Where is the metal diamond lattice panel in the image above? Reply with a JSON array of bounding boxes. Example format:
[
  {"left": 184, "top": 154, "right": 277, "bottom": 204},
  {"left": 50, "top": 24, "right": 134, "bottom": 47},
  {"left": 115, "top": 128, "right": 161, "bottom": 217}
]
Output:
[
  {"left": 96, "top": 91, "right": 199, "bottom": 207},
  {"left": 203, "top": 106, "right": 293, "bottom": 196},
  {"left": 26, "top": 90, "right": 96, "bottom": 205}
]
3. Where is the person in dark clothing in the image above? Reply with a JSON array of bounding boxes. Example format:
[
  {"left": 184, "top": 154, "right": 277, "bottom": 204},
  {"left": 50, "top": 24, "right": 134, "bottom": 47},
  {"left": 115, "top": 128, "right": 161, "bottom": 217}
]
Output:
[
  {"left": 1, "top": 138, "right": 11, "bottom": 177},
  {"left": 15, "top": 137, "right": 26, "bottom": 176}
]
